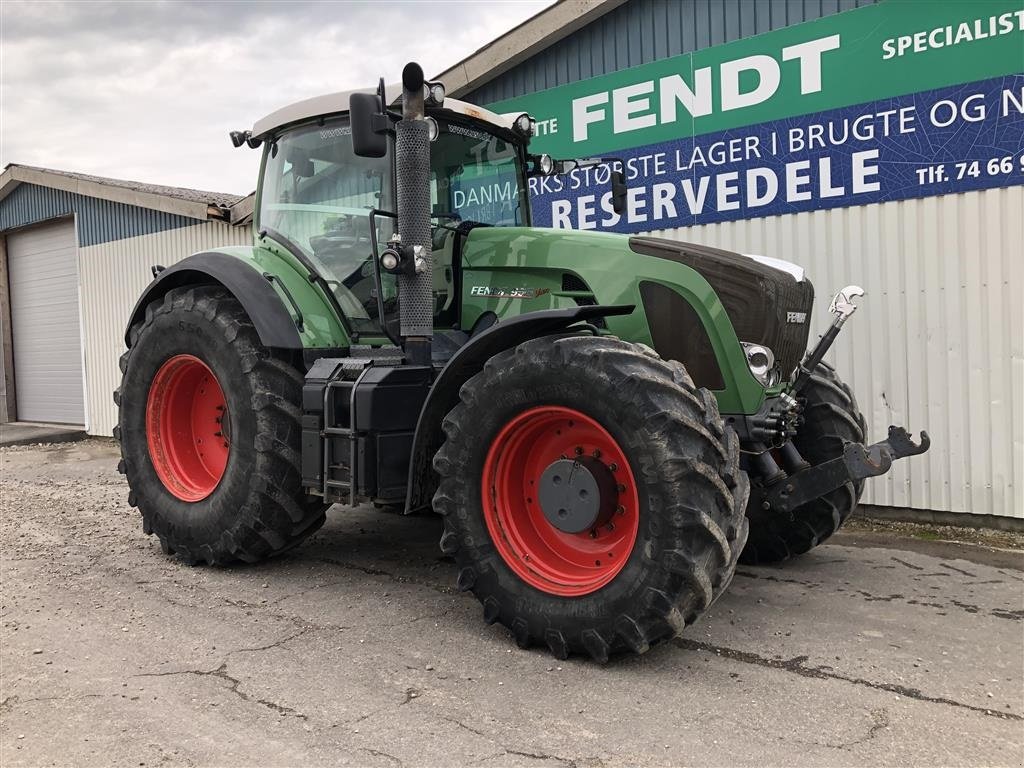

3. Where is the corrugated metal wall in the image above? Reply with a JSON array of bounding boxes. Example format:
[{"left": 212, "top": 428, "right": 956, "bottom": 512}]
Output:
[
  {"left": 78, "top": 221, "right": 253, "bottom": 437},
  {"left": 648, "top": 186, "right": 1023, "bottom": 519},
  {"left": 0, "top": 182, "right": 200, "bottom": 247},
  {"left": 466, "top": 0, "right": 878, "bottom": 104}
]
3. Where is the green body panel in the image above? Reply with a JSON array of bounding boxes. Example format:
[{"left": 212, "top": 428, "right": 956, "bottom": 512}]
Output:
[
  {"left": 212, "top": 243, "right": 350, "bottom": 348},
  {"left": 458, "top": 227, "right": 766, "bottom": 415},
  {"left": 214, "top": 224, "right": 766, "bottom": 414}
]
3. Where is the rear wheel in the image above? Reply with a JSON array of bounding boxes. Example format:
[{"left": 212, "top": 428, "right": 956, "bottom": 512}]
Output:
[
  {"left": 433, "top": 335, "right": 749, "bottom": 661},
  {"left": 741, "top": 362, "right": 867, "bottom": 564},
  {"left": 115, "top": 285, "right": 326, "bottom": 564}
]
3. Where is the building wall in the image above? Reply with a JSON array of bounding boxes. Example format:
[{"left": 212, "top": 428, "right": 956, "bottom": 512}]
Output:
[
  {"left": 78, "top": 220, "right": 253, "bottom": 437},
  {"left": 465, "top": 0, "right": 877, "bottom": 104},
  {"left": 647, "top": 186, "right": 1023, "bottom": 520}
]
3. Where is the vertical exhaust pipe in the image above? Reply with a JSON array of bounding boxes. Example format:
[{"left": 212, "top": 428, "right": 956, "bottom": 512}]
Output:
[{"left": 395, "top": 62, "right": 433, "bottom": 366}]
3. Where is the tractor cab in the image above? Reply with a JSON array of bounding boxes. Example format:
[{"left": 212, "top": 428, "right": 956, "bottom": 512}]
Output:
[{"left": 241, "top": 85, "right": 538, "bottom": 347}]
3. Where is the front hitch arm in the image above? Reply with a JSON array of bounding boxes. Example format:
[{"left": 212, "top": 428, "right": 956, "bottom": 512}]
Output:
[
  {"left": 791, "top": 285, "right": 864, "bottom": 395},
  {"left": 762, "top": 426, "right": 930, "bottom": 514}
]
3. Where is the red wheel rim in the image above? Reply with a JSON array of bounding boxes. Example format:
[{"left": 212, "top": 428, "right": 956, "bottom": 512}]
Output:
[
  {"left": 481, "top": 406, "right": 640, "bottom": 597},
  {"left": 146, "top": 354, "right": 229, "bottom": 502}
]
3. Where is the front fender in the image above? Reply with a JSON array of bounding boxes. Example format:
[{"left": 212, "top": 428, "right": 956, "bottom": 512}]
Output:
[
  {"left": 124, "top": 248, "right": 348, "bottom": 349},
  {"left": 404, "top": 304, "right": 634, "bottom": 513}
]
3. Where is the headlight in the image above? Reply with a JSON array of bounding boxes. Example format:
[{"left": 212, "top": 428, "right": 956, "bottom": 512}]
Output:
[
  {"left": 741, "top": 343, "right": 777, "bottom": 386},
  {"left": 380, "top": 249, "right": 400, "bottom": 271},
  {"left": 514, "top": 113, "right": 535, "bottom": 136},
  {"left": 427, "top": 82, "right": 445, "bottom": 106},
  {"left": 424, "top": 116, "right": 439, "bottom": 142}
]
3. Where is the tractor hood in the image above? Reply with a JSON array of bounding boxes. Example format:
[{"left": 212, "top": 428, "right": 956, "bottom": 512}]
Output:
[{"left": 627, "top": 236, "right": 815, "bottom": 383}]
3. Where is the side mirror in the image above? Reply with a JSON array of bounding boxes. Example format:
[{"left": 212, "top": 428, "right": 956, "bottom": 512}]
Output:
[
  {"left": 611, "top": 169, "right": 627, "bottom": 215},
  {"left": 350, "top": 92, "right": 388, "bottom": 158}
]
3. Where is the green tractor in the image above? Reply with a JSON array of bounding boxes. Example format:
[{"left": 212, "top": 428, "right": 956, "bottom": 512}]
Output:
[{"left": 115, "top": 63, "right": 928, "bottom": 661}]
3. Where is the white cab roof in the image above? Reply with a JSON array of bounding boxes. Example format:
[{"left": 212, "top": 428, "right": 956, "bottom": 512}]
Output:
[{"left": 251, "top": 86, "right": 525, "bottom": 139}]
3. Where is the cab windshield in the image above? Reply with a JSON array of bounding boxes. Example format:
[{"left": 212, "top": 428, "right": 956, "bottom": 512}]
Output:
[
  {"left": 259, "top": 118, "right": 394, "bottom": 335},
  {"left": 430, "top": 117, "right": 528, "bottom": 227},
  {"left": 257, "top": 114, "right": 528, "bottom": 336}
]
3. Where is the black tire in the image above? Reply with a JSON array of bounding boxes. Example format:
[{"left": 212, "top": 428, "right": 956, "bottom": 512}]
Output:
[
  {"left": 432, "top": 335, "right": 749, "bottom": 662},
  {"left": 114, "top": 285, "right": 326, "bottom": 565},
  {"left": 741, "top": 362, "right": 867, "bottom": 564}
]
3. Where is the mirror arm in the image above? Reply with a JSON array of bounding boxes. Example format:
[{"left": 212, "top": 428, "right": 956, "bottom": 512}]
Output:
[{"left": 370, "top": 113, "right": 394, "bottom": 135}]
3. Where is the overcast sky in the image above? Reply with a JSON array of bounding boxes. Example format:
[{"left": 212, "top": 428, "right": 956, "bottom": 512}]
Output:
[{"left": 1, "top": 0, "right": 553, "bottom": 195}]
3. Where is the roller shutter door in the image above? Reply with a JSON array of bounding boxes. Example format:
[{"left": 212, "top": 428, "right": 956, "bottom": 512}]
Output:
[{"left": 7, "top": 219, "right": 85, "bottom": 424}]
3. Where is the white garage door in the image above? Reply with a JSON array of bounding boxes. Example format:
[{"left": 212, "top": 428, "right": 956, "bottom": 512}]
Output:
[{"left": 7, "top": 219, "right": 86, "bottom": 425}]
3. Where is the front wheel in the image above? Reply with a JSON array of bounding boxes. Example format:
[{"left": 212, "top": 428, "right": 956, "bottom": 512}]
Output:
[
  {"left": 432, "top": 335, "right": 749, "bottom": 661},
  {"left": 741, "top": 362, "right": 867, "bottom": 564},
  {"left": 115, "top": 285, "right": 326, "bottom": 565}
]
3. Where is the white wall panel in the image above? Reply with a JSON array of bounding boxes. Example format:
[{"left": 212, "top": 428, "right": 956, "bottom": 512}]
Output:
[
  {"left": 648, "top": 187, "right": 1022, "bottom": 519},
  {"left": 77, "top": 221, "right": 252, "bottom": 439}
]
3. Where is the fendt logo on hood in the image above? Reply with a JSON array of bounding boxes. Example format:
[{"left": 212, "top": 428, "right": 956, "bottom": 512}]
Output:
[{"left": 470, "top": 286, "right": 551, "bottom": 300}]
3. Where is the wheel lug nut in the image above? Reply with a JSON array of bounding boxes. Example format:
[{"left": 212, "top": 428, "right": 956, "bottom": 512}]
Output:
[
  {"left": 609, "top": 463, "right": 618, "bottom": 471},
  {"left": 592, "top": 449, "right": 601, "bottom": 458},
  {"left": 616, "top": 483, "right": 626, "bottom": 493},
  {"left": 589, "top": 529, "right": 598, "bottom": 539},
  {"left": 574, "top": 446, "right": 584, "bottom": 456},
  {"left": 616, "top": 505, "right": 625, "bottom": 515}
]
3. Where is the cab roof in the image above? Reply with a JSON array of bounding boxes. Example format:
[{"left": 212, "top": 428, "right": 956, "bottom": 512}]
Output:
[{"left": 251, "top": 86, "right": 524, "bottom": 139}]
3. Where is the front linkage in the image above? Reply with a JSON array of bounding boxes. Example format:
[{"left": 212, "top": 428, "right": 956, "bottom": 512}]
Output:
[
  {"left": 746, "top": 285, "right": 929, "bottom": 516},
  {"left": 763, "top": 425, "right": 929, "bottom": 514}
]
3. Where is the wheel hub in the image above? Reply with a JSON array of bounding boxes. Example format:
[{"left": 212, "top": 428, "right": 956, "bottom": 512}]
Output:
[
  {"left": 537, "top": 457, "right": 617, "bottom": 533},
  {"left": 481, "top": 405, "right": 640, "bottom": 597},
  {"left": 146, "top": 354, "right": 229, "bottom": 502}
]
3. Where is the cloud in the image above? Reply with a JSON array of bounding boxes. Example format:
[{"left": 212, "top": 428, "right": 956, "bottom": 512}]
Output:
[{"left": 0, "top": 0, "right": 553, "bottom": 194}]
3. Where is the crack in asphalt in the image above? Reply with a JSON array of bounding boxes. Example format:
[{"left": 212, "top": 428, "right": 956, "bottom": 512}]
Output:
[
  {"left": 741, "top": 706, "right": 890, "bottom": 751},
  {"left": 130, "top": 627, "right": 315, "bottom": 721},
  {"left": 939, "top": 562, "right": 977, "bottom": 578},
  {"left": 736, "top": 571, "right": 1022, "bottom": 621},
  {"left": 443, "top": 716, "right": 599, "bottom": 768},
  {"left": 891, "top": 557, "right": 924, "bottom": 571},
  {"left": 311, "top": 556, "right": 455, "bottom": 595},
  {"left": 673, "top": 639, "right": 1023, "bottom": 721},
  {"left": 500, "top": 748, "right": 585, "bottom": 767},
  {"left": 359, "top": 747, "right": 404, "bottom": 766},
  {"left": 835, "top": 708, "right": 892, "bottom": 753},
  {"left": 134, "top": 661, "right": 308, "bottom": 721},
  {"left": 735, "top": 570, "right": 821, "bottom": 587}
]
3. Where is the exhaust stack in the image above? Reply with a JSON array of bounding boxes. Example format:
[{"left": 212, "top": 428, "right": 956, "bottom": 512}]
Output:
[{"left": 395, "top": 62, "right": 433, "bottom": 365}]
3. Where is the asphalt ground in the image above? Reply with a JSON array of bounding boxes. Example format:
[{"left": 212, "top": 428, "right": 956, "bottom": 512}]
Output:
[{"left": 2, "top": 439, "right": 1022, "bottom": 767}]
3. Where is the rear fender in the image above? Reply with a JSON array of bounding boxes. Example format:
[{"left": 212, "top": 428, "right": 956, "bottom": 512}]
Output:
[
  {"left": 124, "top": 249, "right": 348, "bottom": 349},
  {"left": 404, "top": 304, "right": 634, "bottom": 513}
]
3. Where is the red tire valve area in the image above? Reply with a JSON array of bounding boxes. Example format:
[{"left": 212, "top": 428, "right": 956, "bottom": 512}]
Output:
[
  {"left": 145, "top": 354, "right": 230, "bottom": 502},
  {"left": 481, "top": 406, "right": 640, "bottom": 597}
]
